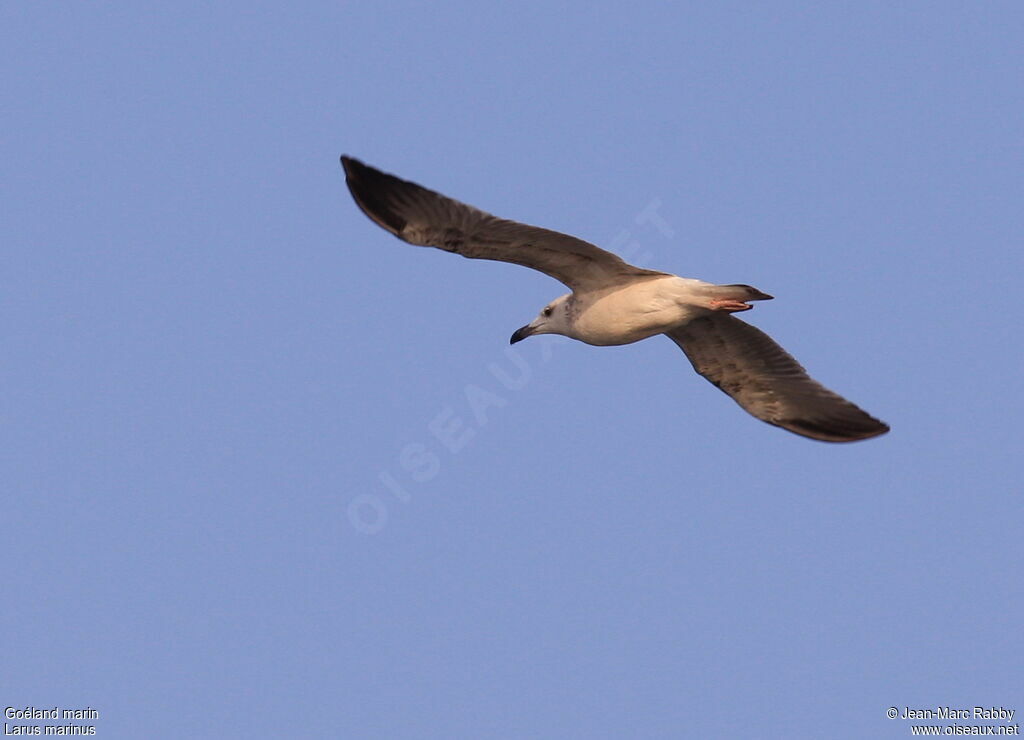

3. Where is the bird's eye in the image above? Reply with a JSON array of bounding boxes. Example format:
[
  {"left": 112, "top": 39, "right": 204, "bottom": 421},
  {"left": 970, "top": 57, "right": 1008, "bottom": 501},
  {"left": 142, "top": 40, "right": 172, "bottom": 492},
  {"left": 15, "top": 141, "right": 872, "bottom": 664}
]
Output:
[{"left": 542, "top": 306, "right": 553, "bottom": 317}]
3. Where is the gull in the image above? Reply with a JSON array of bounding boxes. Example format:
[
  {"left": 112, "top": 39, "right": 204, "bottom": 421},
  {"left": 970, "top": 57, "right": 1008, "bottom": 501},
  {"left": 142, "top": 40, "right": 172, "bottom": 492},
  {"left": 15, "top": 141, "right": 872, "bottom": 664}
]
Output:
[{"left": 340, "top": 156, "right": 889, "bottom": 443}]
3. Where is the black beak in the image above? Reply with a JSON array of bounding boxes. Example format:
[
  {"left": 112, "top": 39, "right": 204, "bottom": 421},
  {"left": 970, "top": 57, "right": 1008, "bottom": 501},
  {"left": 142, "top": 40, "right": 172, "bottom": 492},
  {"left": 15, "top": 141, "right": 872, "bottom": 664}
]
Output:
[{"left": 509, "top": 325, "right": 534, "bottom": 344}]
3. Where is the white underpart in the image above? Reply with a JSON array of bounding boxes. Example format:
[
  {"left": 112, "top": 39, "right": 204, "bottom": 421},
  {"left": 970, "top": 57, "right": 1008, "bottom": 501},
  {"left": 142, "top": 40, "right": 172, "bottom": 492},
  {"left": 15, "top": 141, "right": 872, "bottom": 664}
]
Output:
[{"left": 566, "top": 276, "right": 720, "bottom": 346}]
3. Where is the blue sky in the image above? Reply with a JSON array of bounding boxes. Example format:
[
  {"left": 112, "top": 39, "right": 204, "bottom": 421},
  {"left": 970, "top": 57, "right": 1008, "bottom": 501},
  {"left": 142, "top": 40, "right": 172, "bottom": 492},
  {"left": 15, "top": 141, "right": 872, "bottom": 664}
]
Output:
[{"left": 3, "top": 3, "right": 1022, "bottom": 738}]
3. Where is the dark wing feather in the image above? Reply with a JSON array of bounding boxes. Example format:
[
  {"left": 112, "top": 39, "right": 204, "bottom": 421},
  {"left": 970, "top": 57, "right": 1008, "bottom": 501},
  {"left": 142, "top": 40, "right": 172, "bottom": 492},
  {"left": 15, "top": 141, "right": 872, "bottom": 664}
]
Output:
[
  {"left": 341, "top": 156, "right": 665, "bottom": 291},
  {"left": 666, "top": 315, "right": 889, "bottom": 443}
]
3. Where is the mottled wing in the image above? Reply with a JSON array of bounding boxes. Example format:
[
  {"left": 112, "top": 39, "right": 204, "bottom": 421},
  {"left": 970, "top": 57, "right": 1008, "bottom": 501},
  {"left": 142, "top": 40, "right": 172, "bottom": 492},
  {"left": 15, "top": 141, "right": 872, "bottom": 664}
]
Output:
[
  {"left": 666, "top": 315, "right": 889, "bottom": 442},
  {"left": 341, "top": 156, "right": 665, "bottom": 291}
]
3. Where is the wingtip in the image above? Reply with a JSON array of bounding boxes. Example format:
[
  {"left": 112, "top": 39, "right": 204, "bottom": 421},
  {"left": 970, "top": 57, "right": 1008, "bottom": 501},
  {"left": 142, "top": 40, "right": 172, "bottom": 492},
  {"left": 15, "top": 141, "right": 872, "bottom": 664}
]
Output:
[
  {"left": 340, "top": 155, "right": 361, "bottom": 177},
  {"left": 845, "top": 421, "right": 890, "bottom": 443},
  {"left": 339, "top": 156, "right": 410, "bottom": 236},
  {"left": 782, "top": 416, "right": 890, "bottom": 443}
]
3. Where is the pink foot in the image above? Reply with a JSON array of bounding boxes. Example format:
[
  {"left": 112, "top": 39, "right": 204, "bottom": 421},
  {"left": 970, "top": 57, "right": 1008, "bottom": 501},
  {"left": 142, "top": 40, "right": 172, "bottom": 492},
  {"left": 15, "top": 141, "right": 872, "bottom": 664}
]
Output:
[{"left": 709, "top": 299, "right": 753, "bottom": 312}]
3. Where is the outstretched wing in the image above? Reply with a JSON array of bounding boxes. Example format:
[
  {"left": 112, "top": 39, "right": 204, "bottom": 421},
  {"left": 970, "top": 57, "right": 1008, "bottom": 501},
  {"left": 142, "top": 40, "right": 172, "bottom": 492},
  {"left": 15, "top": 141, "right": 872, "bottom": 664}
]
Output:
[
  {"left": 341, "top": 156, "right": 665, "bottom": 291},
  {"left": 666, "top": 315, "right": 889, "bottom": 442}
]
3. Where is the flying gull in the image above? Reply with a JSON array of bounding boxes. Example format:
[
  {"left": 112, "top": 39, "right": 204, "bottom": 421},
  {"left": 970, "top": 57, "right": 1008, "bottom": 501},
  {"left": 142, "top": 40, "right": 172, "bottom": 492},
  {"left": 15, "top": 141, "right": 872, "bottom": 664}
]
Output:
[{"left": 340, "top": 156, "right": 889, "bottom": 443}]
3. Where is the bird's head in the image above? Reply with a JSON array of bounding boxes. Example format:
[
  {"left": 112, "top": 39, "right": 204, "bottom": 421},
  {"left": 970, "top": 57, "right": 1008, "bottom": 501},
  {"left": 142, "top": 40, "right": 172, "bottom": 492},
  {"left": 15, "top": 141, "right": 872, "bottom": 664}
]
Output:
[{"left": 510, "top": 294, "right": 572, "bottom": 344}]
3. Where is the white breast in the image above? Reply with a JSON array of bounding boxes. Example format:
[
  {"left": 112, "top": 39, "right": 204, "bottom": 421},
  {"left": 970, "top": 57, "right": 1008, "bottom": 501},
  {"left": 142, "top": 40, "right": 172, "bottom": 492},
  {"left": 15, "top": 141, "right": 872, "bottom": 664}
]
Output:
[{"left": 570, "top": 276, "right": 712, "bottom": 346}]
